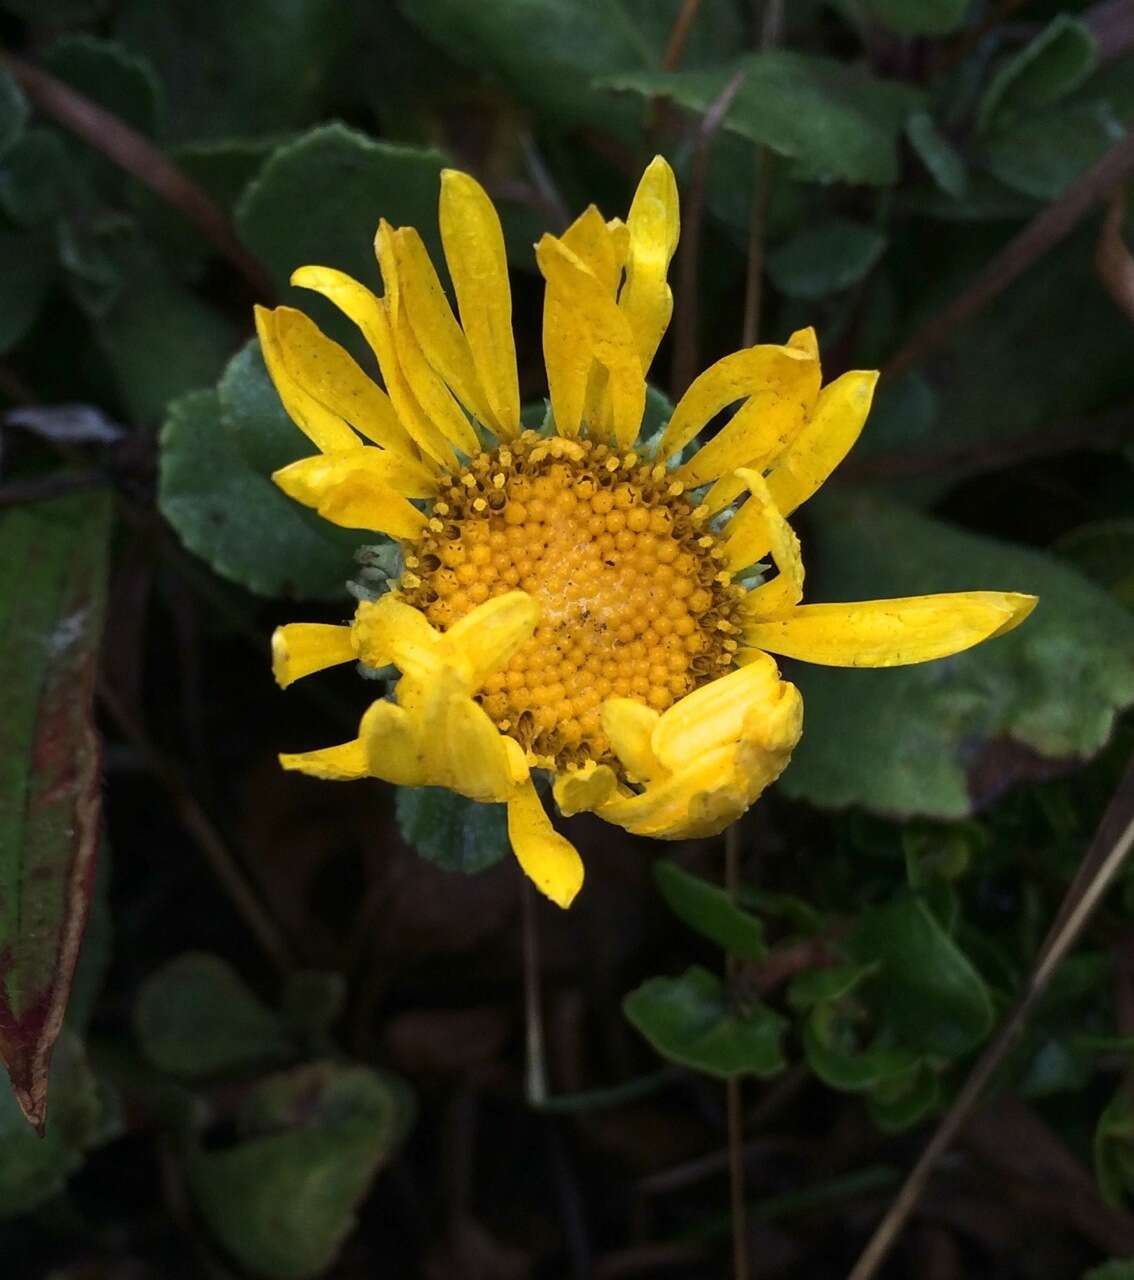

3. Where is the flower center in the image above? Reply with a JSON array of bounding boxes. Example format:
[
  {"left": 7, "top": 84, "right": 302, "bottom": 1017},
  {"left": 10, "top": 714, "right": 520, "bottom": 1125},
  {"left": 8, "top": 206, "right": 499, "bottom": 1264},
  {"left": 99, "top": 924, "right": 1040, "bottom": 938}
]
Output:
[{"left": 399, "top": 432, "right": 743, "bottom": 769}]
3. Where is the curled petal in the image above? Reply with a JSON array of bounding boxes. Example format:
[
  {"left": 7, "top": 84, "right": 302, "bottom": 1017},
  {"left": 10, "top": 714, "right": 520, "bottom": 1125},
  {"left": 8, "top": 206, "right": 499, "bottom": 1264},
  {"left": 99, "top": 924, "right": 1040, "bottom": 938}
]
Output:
[
  {"left": 601, "top": 698, "right": 661, "bottom": 783},
  {"left": 553, "top": 761, "right": 619, "bottom": 817},
  {"left": 728, "top": 469, "right": 804, "bottom": 616},
  {"left": 508, "top": 777, "right": 584, "bottom": 908},
  {"left": 743, "top": 592, "right": 1039, "bottom": 667},
  {"left": 443, "top": 590, "right": 541, "bottom": 688},
  {"left": 353, "top": 594, "right": 440, "bottom": 675},
  {"left": 279, "top": 736, "right": 370, "bottom": 781},
  {"left": 272, "top": 623, "right": 355, "bottom": 689},
  {"left": 272, "top": 452, "right": 428, "bottom": 538}
]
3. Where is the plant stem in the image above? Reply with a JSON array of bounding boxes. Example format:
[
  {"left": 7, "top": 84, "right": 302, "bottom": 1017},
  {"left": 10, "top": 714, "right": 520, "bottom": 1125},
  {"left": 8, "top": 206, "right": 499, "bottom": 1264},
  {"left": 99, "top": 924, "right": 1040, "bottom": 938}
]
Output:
[
  {"left": 725, "top": 822, "right": 750, "bottom": 1280},
  {"left": 522, "top": 877, "right": 549, "bottom": 1106}
]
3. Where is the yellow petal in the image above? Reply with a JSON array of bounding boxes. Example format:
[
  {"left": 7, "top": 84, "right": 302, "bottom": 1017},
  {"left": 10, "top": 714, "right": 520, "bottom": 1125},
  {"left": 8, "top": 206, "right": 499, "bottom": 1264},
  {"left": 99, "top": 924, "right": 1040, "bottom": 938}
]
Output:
[
  {"left": 542, "top": 287, "right": 588, "bottom": 439},
  {"left": 361, "top": 699, "right": 430, "bottom": 787},
  {"left": 442, "top": 590, "right": 540, "bottom": 689},
  {"left": 276, "top": 446, "right": 436, "bottom": 501},
  {"left": 391, "top": 225, "right": 499, "bottom": 430},
  {"left": 765, "top": 369, "right": 879, "bottom": 521},
  {"left": 271, "top": 305, "right": 417, "bottom": 458},
  {"left": 787, "top": 326, "right": 819, "bottom": 364},
  {"left": 601, "top": 698, "right": 661, "bottom": 782},
  {"left": 620, "top": 155, "right": 679, "bottom": 373},
  {"left": 439, "top": 169, "right": 520, "bottom": 437},
  {"left": 271, "top": 623, "right": 355, "bottom": 688},
  {"left": 650, "top": 653, "right": 798, "bottom": 771},
  {"left": 254, "top": 306, "right": 360, "bottom": 454},
  {"left": 597, "top": 744, "right": 749, "bottom": 839},
  {"left": 353, "top": 594, "right": 439, "bottom": 672},
  {"left": 743, "top": 592, "right": 1039, "bottom": 667},
  {"left": 562, "top": 204, "right": 627, "bottom": 295},
  {"left": 507, "top": 777, "right": 584, "bottom": 908},
  {"left": 290, "top": 265, "right": 457, "bottom": 470},
  {"left": 553, "top": 761, "right": 618, "bottom": 816},
  {"left": 535, "top": 234, "right": 645, "bottom": 448},
  {"left": 658, "top": 343, "right": 818, "bottom": 461},
  {"left": 376, "top": 221, "right": 482, "bottom": 458},
  {"left": 272, "top": 453, "right": 428, "bottom": 538},
  {"left": 279, "top": 736, "right": 370, "bottom": 781},
  {"left": 727, "top": 469, "right": 804, "bottom": 616}
]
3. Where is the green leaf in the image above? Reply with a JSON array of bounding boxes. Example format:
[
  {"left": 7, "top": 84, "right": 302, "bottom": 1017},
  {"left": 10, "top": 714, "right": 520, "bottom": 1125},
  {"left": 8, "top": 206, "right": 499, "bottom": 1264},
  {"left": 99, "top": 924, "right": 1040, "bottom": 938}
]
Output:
[
  {"left": 868, "top": 1060, "right": 940, "bottom": 1132},
  {"left": 0, "top": 494, "right": 111, "bottom": 1130},
  {"left": 134, "top": 953, "right": 292, "bottom": 1079},
  {"left": 606, "top": 53, "right": 924, "bottom": 186},
  {"left": 767, "top": 219, "right": 886, "bottom": 299},
  {"left": 236, "top": 125, "right": 448, "bottom": 301},
  {"left": 159, "top": 387, "right": 366, "bottom": 600},
  {"left": 0, "top": 67, "right": 27, "bottom": 158},
  {"left": 113, "top": 0, "right": 343, "bottom": 141},
  {"left": 1084, "top": 1263, "right": 1134, "bottom": 1280},
  {"left": 981, "top": 101, "right": 1123, "bottom": 201},
  {"left": 623, "top": 966, "right": 786, "bottom": 1079},
  {"left": 788, "top": 962, "right": 877, "bottom": 1011},
  {"left": 1095, "top": 1085, "right": 1134, "bottom": 1207},
  {"left": 395, "top": 786, "right": 509, "bottom": 875},
  {"left": 0, "top": 128, "right": 74, "bottom": 227},
  {"left": 0, "top": 222, "right": 55, "bottom": 354},
  {"left": 978, "top": 15, "right": 1097, "bottom": 132},
  {"left": 44, "top": 34, "right": 161, "bottom": 137},
  {"left": 861, "top": 0, "right": 969, "bottom": 35},
  {"left": 187, "top": 1061, "right": 413, "bottom": 1279},
  {"left": 781, "top": 490, "right": 1134, "bottom": 818},
  {"left": 218, "top": 338, "right": 314, "bottom": 475},
  {"left": 0, "top": 1033, "right": 102, "bottom": 1217},
  {"left": 400, "top": 0, "right": 743, "bottom": 136},
  {"left": 905, "top": 111, "right": 967, "bottom": 198},
  {"left": 1056, "top": 519, "right": 1134, "bottom": 609},
  {"left": 802, "top": 1009, "right": 921, "bottom": 1092},
  {"left": 652, "top": 860, "right": 767, "bottom": 959},
  {"left": 851, "top": 896, "right": 993, "bottom": 1056}
]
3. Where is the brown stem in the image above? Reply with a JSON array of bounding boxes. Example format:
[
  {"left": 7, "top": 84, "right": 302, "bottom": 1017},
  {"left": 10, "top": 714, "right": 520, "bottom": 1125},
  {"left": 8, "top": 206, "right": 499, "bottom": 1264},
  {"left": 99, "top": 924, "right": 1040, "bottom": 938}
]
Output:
[
  {"left": 522, "top": 876, "right": 548, "bottom": 1106},
  {"left": 662, "top": 0, "right": 704, "bottom": 70},
  {"left": 1096, "top": 184, "right": 1134, "bottom": 325},
  {"left": 724, "top": 823, "right": 750, "bottom": 1280},
  {"left": 1, "top": 50, "right": 277, "bottom": 302},
  {"left": 671, "top": 66, "right": 749, "bottom": 398},
  {"left": 884, "top": 129, "right": 1134, "bottom": 382},
  {"left": 741, "top": 1, "right": 783, "bottom": 349}
]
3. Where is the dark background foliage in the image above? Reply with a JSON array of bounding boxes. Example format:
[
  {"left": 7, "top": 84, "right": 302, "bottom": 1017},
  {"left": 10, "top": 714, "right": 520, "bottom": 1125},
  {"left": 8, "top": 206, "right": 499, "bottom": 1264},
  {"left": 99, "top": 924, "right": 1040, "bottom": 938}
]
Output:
[{"left": 1, "top": 1, "right": 1134, "bottom": 1277}]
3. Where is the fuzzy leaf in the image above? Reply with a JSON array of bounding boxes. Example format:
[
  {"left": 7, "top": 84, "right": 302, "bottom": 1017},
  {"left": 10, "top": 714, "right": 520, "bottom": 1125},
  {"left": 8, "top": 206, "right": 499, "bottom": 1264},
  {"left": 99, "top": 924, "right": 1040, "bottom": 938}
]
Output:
[
  {"left": 395, "top": 786, "right": 509, "bottom": 875},
  {"left": 767, "top": 219, "right": 887, "bottom": 299},
  {"left": 978, "top": 15, "right": 1097, "bottom": 131},
  {"left": 0, "top": 494, "right": 110, "bottom": 1130}
]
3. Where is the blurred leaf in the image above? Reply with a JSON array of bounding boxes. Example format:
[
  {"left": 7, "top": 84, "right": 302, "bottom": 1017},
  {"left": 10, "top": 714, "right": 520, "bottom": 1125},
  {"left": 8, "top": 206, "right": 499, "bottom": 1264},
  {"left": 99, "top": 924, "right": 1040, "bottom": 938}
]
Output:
[
  {"left": 1095, "top": 1084, "right": 1134, "bottom": 1207},
  {"left": 218, "top": 338, "right": 313, "bottom": 475},
  {"left": 0, "top": 223, "right": 56, "bottom": 354},
  {"left": 978, "top": 16, "right": 1097, "bottom": 132},
  {"left": 782, "top": 490, "right": 1134, "bottom": 817},
  {"left": 187, "top": 1061, "right": 413, "bottom": 1279},
  {"left": 44, "top": 34, "right": 161, "bottom": 136},
  {"left": 861, "top": 0, "right": 969, "bottom": 35},
  {"left": 113, "top": 0, "right": 343, "bottom": 141},
  {"left": 0, "top": 128, "right": 74, "bottom": 227},
  {"left": 868, "top": 1059, "right": 940, "bottom": 1132},
  {"left": 395, "top": 786, "right": 509, "bottom": 875},
  {"left": 905, "top": 111, "right": 967, "bottom": 198},
  {"left": 852, "top": 896, "right": 993, "bottom": 1056},
  {"left": 134, "top": 953, "right": 291, "bottom": 1079},
  {"left": 981, "top": 101, "right": 1124, "bottom": 201},
  {"left": 0, "top": 494, "right": 110, "bottom": 1130},
  {"left": 280, "top": 971, "right": 347, "bottom": 1042},
  {"left": 767, "top": 219, "right": 887, "bottom": 299},
  {"left": 159, "top": 387, "right": 365, "bottom": 600},
  {"left": 624, "top": 966, "right": 786, "bottom": 1079},
  {"left": 0, "top": 67, "right": 27, "bottom": 158},
  {"left": 788, "top": 962, "right": 876, "bottom": 1011},
  {"left": 401, "top": 0, "right": 743, "bottom": 136},
  {"left": 237, "top": 125, "right": 448, "bottom": 301},
  {"left": 0, "top": 1034, "right": 101, "bottom": 1217},
  {"left": 1056, "top": 519, "right": 1134, "bottom": 608},
  {"left": 652, "top": 860, "right": 767, "bottom": 959},
  {"left": 738, "top": 885, "right": 824, "bottom": 935},
  {"left": 607, "top": 53, "right": 924, "bottom": 186},
  {"left": 802, "top": 1008, "right": 921, "bottom": 1091},
  {"left": 1085, "top": 1263, "right": 1134, "bottom": 1280}
]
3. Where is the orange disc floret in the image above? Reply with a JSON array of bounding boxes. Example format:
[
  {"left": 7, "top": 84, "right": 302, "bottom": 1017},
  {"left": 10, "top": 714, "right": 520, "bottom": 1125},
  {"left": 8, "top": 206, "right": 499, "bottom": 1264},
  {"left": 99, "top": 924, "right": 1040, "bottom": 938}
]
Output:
[{"left": 399, "top": 431, "right": 744, "bottom": 769}]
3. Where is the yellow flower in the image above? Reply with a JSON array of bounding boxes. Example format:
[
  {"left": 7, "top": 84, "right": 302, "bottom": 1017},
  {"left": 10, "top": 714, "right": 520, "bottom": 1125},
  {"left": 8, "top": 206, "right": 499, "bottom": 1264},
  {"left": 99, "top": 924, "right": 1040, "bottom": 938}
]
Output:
[{"left": 262, "top": 157, "right": 1037, "bottom": 909}]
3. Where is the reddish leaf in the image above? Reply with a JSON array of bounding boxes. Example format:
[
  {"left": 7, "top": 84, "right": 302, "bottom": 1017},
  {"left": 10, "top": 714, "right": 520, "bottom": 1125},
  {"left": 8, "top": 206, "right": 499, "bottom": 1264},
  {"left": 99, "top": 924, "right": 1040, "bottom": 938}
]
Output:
[{"left": 0, "top": 493, "right": 111, "bottom": 1130}]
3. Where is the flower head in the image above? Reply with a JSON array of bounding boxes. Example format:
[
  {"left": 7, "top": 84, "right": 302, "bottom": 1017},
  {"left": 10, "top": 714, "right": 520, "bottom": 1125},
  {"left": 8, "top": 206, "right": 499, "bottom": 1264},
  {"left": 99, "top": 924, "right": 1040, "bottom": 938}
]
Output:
[{"left": 263, "top": 157, "right": 1036, "bottom": 908}]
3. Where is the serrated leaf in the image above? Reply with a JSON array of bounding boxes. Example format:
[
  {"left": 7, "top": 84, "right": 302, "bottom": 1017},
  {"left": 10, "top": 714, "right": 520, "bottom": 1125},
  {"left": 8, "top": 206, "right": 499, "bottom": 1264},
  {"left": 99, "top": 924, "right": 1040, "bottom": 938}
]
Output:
[
  {"left": 113, "top": 0, "right": 343, "bottom": 141},
  {"left": 978, "top": 15, "right": 1097, "bottom": 132},
  {"left": 905, "top": 111, "right": 967, "bottom": 198},
  {"left": 0, "top": 67, "right": 27, "bottom": 158},
  {"left": 0, "top": 1033, "right": 102, "bottom": 1216},
  {"left": 653, "top": 860, "right": 767, "bottom": 959},
  {"left": 861, "top": 0, "right": 969, "bottom": 35},
  {"left": 159, "top": 388, "right": 367, "bottom": 600},
  {"left": 781, "top": 489, "right": 1134, "bottom": 818},
  {"left": 395, "top": 786, "right": 509, "bottom": 875},
  {"left": 606, "top": 53, "right": 924, "bottom": 186},
  {"left": 624, "top": 966, "right": 786, "bottom": 1079},
  {"left": 767, "top": 219, "right": 887, "bottom": 299},
  {"left": 134, "top": 953, "right": 291, "bottom": 1079},
  {"left": 0, "top": 494, "right": 110, "bottom": 1131},
  {"left": 237, "top": 125, "right": 448, "bottom": 302},
  {"left": 187, "top": 1061, "right": 413, "bottom": 1279},
  {"left": 851, "top": 896, "right": 993, "bottom": 1056}
]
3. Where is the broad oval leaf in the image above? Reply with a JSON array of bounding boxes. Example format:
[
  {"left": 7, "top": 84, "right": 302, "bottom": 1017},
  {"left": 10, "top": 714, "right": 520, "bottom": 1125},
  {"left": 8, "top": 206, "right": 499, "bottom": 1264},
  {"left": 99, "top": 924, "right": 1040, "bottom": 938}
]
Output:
[
  {"left": 395, "top": 786, "right": 509, "bottom": 875},
  {"left": 653, "top": 860, "right": 767, "bottom": 959},
  {"left": 624, "top": 965, "right": 786, "bottom": 1079}
]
